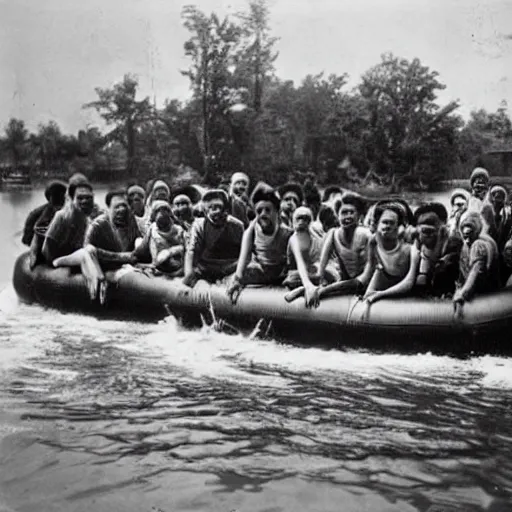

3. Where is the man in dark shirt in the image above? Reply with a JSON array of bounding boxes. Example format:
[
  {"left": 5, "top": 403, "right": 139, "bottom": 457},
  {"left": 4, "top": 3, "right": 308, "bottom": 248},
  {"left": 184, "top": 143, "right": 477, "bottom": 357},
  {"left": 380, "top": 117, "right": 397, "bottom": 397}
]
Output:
[
  {"left": 42, "top": 181, "right": 95, "bottom": 264},
  {"left": 43, "top": 180, "right": 107, "bottom": 302},
  {"left": 22, "top": 180, "right": 66, "bottom": 246},
  {"left": 84, "top": 189, "right": 141, "bottom": 270},
  {"left": 183, "top": 189, "right": 244, "bottom": 287}
]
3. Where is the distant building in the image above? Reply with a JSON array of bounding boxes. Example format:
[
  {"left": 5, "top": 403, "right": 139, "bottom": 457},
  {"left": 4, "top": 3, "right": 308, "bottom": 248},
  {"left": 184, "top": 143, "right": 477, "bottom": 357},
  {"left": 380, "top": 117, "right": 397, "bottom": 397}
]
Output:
[{"left": 485, "top": 146, "right": 512, "bottom": 177}]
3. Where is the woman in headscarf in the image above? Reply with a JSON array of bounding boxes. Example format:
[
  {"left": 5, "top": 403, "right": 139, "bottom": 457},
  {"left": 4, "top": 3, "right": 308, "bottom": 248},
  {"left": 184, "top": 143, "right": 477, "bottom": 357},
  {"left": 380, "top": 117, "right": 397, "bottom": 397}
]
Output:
[
  {"left": 468, "top": 167, "right": 490, "bottom": 212},
  {"left": 448, "top": 188, "right": 470, "bottom": 236},
  {"left": 140, "top": 179, "right": 171, "bottom": 235},
  {"left": 453, "top": 211, "right": 500, "bottom": 308},
  {"left": 126, "top": 184, "right": 147, "bottom": 233},
  {"left": 133, "top": 200, "right": 185, "bottom": 276},
  {"left": 488, "top": 184, "right": 512, "bottom": 252}
]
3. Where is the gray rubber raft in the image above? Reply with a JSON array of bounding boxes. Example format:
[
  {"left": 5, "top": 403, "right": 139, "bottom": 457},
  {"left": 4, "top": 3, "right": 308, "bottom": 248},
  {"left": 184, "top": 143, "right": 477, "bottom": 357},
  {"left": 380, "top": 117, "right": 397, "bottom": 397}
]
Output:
[{"left": 12, "top": 251, "right": 512, "bottom": 355}]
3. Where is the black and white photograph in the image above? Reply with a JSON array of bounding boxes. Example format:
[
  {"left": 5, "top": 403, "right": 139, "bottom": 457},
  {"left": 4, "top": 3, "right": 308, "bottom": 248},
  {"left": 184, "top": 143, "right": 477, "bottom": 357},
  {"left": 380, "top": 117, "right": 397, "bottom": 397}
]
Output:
[{"left": 1, "top": 0, "right": 512, "bottom": 510}]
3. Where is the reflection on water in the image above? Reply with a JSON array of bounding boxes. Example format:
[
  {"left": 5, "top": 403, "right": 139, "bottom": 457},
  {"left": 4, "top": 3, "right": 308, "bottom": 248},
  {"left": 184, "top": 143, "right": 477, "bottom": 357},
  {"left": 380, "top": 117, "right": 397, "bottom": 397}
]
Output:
[
  {"left": 1, "top": 299, "right": 512, "bottom": 511},
  {"left": 1, "top": 188, "right": 512, "bottom": 511}
]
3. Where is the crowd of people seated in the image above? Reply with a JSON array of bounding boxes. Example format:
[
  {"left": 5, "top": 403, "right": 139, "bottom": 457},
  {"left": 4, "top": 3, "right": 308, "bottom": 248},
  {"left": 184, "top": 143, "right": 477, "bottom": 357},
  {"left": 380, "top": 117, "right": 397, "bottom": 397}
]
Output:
[{"left": 22, "top": 166, "right": 512, "bottom": 313}]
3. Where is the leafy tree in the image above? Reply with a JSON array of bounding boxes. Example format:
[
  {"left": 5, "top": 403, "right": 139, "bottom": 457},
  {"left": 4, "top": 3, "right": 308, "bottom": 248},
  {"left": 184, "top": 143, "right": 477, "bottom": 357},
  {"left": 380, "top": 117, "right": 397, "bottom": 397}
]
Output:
[
  {"left": 456, "top": 103, "right": 512, "bottom": 175},
  {"left": 2, "top": 118, "right": 30, "bottom": 167},
  {"left": 359, "top": 53, "right": 460, "bottom": 189},
  {"left": 181, "top": 5, "right": 242, "bottom": 181},
  {"left": 84, "top": 74, "right": 153, "bottom": 176},
  {"left": 36, "top": 121, "right": 63, "bottom": 169},
  {"left": 234, "top": 0, "right": 278, "bottom": 112}
]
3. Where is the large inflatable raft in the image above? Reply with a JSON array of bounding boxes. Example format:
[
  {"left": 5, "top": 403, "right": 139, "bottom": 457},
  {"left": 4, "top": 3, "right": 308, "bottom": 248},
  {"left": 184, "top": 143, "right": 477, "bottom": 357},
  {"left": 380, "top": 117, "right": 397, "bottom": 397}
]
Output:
[{"left": 12, "top": 252, "right": 512, "bottom": 355}]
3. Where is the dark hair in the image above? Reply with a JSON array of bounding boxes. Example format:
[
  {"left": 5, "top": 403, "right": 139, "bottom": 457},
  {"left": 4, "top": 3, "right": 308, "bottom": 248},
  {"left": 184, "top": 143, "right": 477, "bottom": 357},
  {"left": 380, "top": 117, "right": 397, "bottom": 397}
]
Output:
[
  {"left": 44, "top": 180, "right": 67, "bottom": 202},
  {"left": 278, "top": 183, "right": 304, "bottom": 205},
  {"left": 322, "top": 185, "right": 343, "bottom": 203},
  {"left": 250, "top": 182, "right": 280, "bottom": 211},
  {"left": 340, "top": 192, "right": 366, "bottom": 215},
  {"left": 68, "top": 181, "right": 93, "bottom": 199},
  {"left": 374, "top": 203, "right": 406, "bottom": 226},
  {"left": 413, "top": 202, "right": 448, "bottom": 226},
  {"left": 105, "top": 189, "right": 127, "bottom": 207},
  {"left": 318, "top": 204, "right": 340, "bottom": 231}
]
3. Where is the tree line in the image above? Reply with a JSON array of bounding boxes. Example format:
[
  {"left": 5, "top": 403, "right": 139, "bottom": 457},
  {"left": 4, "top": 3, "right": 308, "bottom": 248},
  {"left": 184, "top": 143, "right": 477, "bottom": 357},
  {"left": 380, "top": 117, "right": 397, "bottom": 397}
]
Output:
[{"left": 1, "top": 0, "right": 512, "bottom": 190}]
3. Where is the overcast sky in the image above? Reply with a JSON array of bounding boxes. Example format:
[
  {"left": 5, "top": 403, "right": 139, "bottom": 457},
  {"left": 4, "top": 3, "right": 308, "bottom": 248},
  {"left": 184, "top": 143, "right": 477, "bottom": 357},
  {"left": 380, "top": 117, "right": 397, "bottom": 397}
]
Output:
[{"left": 1, "top": 0, "right": 511, "bottom": 134}]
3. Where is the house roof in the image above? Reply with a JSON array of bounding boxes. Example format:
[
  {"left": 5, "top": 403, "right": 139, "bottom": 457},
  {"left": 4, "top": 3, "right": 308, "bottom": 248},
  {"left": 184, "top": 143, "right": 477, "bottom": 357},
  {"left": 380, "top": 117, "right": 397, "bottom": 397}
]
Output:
[{"left": 486, "top": 146, "right": 512, "bottom": 155}]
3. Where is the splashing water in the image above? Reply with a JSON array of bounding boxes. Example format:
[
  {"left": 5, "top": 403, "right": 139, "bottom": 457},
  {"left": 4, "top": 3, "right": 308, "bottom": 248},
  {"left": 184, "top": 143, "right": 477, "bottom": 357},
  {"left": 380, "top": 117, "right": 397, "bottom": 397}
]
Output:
[{"left": 0, "top": 298, "right": 512, "bottom": 512}]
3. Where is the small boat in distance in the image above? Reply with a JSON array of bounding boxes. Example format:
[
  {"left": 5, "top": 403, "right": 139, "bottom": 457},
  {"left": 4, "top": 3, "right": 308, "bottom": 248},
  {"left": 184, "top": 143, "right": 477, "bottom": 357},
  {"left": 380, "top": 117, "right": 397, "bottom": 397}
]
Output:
[{"left": 1, "top": 170, "right": 32, "bottom": 190}]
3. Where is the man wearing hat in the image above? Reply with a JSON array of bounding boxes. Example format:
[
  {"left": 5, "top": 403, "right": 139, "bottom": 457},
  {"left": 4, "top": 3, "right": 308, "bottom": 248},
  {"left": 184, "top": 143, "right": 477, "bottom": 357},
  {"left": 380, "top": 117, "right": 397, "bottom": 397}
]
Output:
[
  {"left": 183, "top": 189, "right": 244, "bottom": 287},
  {"left": 278, "top": 182, "right": 304, "bottom": 228},
  {"left": 171, "top": 185, "right": 202, "bottom": 232},
  {"left": 126, "top": 183, "right": 147, "bottom": 232},
  {"left": 227, "top": 183, "right": 293, "bottom": 303},
  {"left": 22, "top": 180, "right": 67, "bottom": 247},
  {"left": 226, "top": 172, "right": 252, "bottom": 228}
]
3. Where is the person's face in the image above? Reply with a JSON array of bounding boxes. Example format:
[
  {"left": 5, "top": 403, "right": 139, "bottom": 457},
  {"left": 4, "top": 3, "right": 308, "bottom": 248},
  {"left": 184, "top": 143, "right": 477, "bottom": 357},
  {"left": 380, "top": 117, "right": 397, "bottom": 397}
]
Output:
[
  {"left": 461, "top": 225, "right": 478, "bottom": 247},
  {"left": 155, "top": 208, "right": 172, "bottom": 231},
  {"left": 206, "top": 198, "right": 226, "bottom": 225},
  {"left": 73, "top": 186, "right": 94, "bottom": 216},
  {"left": 256, "top": 201, "right": 278, "bottom": 233},
  {"left": 452, "top": 197, "right": 467, "bottom": 214},
  {"left": 339, "top": 204, "right": 358, "bottom": 228},
  {"left": 173, "top": 198, "right": 192, "bottom": 220},
  {"left": 293, "top": 211, "right": 312, "bottom": 232},
  {"left": 232, "top": 179, "right": 248, "bottom": 198},
  {"left": 110, "top": 195, "right": 129, "bottom": 225},
  {"left": 418, "top": 224, "right": 439, "bottom": 249},
  {"left": 128, "top": 191, "right": 145, "bottom": 216},
  {"left": 377, "top": 209, "right": 399, "bottom": 241},
  {"left": 153, "top": 186, "right": 169, "bottom": 202},
  {"left": 281, "top": 193, "right": 300, "bottom": 214},
  {"left": 472, "top": 178, "right": 488, "bottom": 199},
  {"left": 490, "top": 190, "right": 506, "bottom": 212}
]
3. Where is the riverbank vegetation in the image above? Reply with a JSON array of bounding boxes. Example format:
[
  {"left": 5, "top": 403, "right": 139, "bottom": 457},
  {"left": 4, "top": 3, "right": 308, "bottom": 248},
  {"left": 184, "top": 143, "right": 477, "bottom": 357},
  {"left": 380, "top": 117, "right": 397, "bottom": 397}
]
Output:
[{"left": 1, "top": 0, "right": 512, "bottom": 191}]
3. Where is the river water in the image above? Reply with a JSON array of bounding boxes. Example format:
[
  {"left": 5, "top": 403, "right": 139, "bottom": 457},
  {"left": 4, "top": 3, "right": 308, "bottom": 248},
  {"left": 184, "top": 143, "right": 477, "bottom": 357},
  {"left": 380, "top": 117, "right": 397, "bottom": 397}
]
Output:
[{"left": 0, "top": 187, "right": 512, "bottom": 512}]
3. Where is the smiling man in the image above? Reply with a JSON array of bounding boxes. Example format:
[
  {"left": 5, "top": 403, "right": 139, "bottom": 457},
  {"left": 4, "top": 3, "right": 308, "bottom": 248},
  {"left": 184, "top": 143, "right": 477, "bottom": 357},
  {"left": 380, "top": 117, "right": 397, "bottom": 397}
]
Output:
[{"left": 42, "top": 180, "right": 95, "bottom": 264}]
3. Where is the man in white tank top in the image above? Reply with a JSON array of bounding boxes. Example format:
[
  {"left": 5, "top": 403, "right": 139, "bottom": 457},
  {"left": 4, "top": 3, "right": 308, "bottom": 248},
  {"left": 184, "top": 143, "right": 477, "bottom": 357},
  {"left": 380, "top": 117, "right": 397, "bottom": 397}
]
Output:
[{"left": 227, "top": 183, "right": 292, "bottom": 304}]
